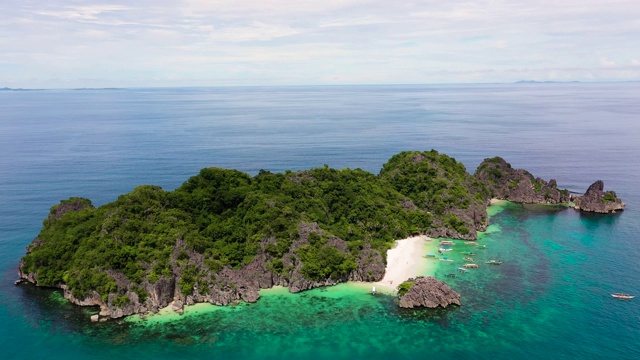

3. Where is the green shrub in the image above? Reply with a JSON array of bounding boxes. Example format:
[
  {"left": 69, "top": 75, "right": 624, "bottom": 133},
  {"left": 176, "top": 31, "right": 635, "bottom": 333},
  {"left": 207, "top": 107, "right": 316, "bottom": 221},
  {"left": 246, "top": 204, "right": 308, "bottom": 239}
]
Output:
[{"left": 397, "top": 281, "right": 414, "bottom": 296}]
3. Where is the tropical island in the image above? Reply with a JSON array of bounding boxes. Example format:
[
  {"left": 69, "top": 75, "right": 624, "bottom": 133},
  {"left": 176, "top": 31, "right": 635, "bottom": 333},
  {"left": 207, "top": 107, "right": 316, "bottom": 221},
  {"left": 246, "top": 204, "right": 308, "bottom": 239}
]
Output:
[{"left": 16, "top": 150, "right": 624, "bottom": 319}]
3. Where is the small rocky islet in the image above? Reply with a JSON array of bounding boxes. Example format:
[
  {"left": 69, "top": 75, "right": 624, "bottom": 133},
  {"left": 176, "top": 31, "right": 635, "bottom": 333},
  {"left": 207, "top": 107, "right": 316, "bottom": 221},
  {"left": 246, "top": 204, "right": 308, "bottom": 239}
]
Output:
[
  {"left": 16, "top": 150, "right": 623, "bottom": 318},
  {"left": 397, "top": 276, "right": 461, "bottom": 309}
]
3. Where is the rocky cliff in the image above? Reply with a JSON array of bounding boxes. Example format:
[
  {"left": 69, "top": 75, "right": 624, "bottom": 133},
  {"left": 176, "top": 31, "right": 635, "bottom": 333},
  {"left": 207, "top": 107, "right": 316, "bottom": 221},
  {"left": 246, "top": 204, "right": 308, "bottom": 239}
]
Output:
[
  {"left": 572, "top": 180, "right": 625, "bottom": 213},
  {"left": 397, "top": 276, "right": 461, "bottom": 309},
  {"left": 19, "top": 221, "right": 386, "bottom": 319},
  {"left": 475, "top": 157, "right": 571, "bottom": 203}
]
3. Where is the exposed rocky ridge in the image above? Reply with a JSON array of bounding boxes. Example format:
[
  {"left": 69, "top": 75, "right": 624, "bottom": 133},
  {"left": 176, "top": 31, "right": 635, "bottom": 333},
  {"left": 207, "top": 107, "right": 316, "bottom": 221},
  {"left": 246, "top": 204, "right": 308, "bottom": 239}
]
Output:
[
  {"left": 425, "top": 202, "right": 489, "bottom": 240},
  {"left": 573, "top": 180, "right": 625, "bottom": 213},
  {"left": 475, "top": 157, "right": 571, "bottom": 204},
  {"left": 48, "top": 197, "right": 95, "bottom": 221},
  {"left": 397, "top": 276, "right": 461, "bottom": 309}
]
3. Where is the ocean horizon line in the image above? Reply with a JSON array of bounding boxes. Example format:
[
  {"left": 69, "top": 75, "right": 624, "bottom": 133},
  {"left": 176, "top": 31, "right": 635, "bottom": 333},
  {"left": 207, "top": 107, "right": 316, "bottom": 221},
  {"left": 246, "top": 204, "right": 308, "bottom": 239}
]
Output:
[{"left": 3, "top": 79, "right": 640, "bottom": 92}]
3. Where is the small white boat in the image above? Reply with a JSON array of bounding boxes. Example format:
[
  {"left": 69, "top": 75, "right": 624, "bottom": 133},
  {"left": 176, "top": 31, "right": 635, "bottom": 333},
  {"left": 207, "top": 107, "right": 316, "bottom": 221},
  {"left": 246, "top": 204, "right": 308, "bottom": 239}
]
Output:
[
  {"left": 439, "top": 247, "right": 453, "bottom": 252},
  {"left": 440, "top": 257, "right": 453, "bottom": 262},
  {"left": 611, "top": 293, "right": 634, "bottom": 299},
  {"left": 371, "top": 286, "right": 376, "bottom": 295},
  {"left": 439, "top": 240, "right": 455, "bottom": 246}
]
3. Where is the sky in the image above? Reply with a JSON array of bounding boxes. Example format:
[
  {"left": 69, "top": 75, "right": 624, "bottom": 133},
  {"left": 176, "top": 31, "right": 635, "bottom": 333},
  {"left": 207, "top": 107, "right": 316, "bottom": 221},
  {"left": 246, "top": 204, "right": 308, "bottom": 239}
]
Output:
[{"left": 1, "top": 0, "right": 640, "bottom": 88}]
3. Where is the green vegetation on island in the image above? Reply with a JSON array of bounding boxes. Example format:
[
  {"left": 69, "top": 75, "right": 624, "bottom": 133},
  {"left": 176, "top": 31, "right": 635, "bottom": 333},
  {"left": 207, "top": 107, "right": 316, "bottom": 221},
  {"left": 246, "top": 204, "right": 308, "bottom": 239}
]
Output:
[{"left": 397, "top": 280, "right": 415, "bottom": 296}]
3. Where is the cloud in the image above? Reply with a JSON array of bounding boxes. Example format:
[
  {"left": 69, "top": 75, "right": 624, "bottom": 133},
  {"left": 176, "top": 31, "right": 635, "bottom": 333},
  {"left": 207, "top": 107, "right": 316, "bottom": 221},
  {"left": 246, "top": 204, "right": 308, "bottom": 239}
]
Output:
[
  {"left": 33, "top": 5, "right": 131, "bottom": 21},
  {"left": 207, "top": 22, "right": 304, "bottom": 42},
  {"left": 319, "top": 16, "right": 393, "bottom": 28},
  {"left": 601, "top": 57, "right": 617, "bottom": 68}
]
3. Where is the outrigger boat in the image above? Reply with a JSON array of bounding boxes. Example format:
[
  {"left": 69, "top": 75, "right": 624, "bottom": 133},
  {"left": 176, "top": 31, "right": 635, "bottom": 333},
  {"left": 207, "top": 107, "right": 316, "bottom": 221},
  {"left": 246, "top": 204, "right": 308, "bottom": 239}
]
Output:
[
  {"left": 445, "top": 273, "right": 457, "bottom": 278},
  {"left": 485, "top": 260, "right": 503, "bottom": 265},
  {"left": 439, "top": 240, "right": 455, "bottom": 246},
  {"left": 440, "top": 256, "right": 453, "bottom": 262},
  {"left": 611, "top": 293, "right": 635, "bottom": 299},
  {"left": 463, "top": 263, "right": 480, "bottom": 268},
  {"left": 462, "top": 251, "right": 475, "bottom": 256},
  {"left": 464, "top": 257, "right": 474, "bottom": 262},
  {"left": 456, "top": 267, "right": 467, "bottom": 273},
  {"left": 439, "top": 247, "right": 453, "bottom": 252},
  {"left": 425, "top": 254, "right": 437, "bottom": 258}
]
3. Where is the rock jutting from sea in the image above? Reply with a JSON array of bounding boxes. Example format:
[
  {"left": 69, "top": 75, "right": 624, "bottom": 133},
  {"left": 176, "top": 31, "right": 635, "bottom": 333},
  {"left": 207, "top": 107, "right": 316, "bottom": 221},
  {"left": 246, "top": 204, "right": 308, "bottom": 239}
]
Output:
[
  {"left": 397, "top": 276, "right": 461, "bottom": 309},
  {"left": 572, "top": 180, "right": 625, "bottom": 213}
]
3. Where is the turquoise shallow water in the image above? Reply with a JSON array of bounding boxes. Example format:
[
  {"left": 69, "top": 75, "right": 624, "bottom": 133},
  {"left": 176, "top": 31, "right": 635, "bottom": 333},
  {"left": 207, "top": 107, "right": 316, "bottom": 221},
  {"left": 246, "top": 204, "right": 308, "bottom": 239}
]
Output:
[{"left": 1, "top": 83, "right": 639, "bottom": 359}]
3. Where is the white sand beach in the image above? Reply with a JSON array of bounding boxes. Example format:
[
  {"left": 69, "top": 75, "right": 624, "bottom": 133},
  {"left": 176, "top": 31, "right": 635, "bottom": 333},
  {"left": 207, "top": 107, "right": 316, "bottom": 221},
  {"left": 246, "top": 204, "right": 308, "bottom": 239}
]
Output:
[{"left": 373, "top": 235, "right": 432, "bottom": 292}]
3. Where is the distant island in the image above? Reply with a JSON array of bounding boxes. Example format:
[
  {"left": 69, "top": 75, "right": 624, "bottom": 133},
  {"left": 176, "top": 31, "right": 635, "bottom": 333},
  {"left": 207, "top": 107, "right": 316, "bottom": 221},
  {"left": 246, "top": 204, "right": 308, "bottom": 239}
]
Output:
[
  {"left": 0, "top": 87, "right": 44, "bottom": 91},
  {"left": 16, "top": 150, "right": 624, "bottom": 319},
  {"left": 514, "top": 80, "right": 582, "bottom": 84}
]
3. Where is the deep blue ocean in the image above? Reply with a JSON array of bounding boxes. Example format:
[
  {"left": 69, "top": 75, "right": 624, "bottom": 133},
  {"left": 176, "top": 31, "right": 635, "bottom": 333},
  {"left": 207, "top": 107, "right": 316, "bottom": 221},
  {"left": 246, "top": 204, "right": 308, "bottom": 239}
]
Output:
[{"left": 1, "top": 83, "right": 639, "bottom": 359}]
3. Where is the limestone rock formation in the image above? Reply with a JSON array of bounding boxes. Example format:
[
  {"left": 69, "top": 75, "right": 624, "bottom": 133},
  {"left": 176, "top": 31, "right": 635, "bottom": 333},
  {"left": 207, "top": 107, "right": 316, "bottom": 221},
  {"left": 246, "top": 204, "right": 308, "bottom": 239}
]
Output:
[
  {"left": 18, "top": 221, "right": 387, "bottom": 319},
  {"left": 475, "top": 157, "right": 571, "bottom": 204},
  {"left": 397, "top": 276, "right": 461, "bottom": 309},
  {"left": 572, "top": 180, "right": 625, "bottom": 213}
]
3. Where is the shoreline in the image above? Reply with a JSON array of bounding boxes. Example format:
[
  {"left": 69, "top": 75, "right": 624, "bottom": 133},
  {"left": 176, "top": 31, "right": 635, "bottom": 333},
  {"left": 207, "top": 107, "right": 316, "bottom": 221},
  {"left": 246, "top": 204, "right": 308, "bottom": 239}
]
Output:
[
  {"left": 132, "top": 236, "right": 437, "bottom": 322},
  {"left": 128, "top": 202, "right": 513, "bottom": 322},
  {"left": 371, "top": 235, "right": 432, "bottom": 292},
  {"left": 122, "top": 202, "right": 524, "bottom": 322}
]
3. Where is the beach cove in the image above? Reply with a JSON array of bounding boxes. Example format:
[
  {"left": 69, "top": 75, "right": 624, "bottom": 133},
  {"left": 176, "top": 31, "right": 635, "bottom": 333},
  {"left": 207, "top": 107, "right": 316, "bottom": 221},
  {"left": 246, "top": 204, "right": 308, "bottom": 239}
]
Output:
[{"left": 128, "top": 200, "right": 511, "bottom": 324}]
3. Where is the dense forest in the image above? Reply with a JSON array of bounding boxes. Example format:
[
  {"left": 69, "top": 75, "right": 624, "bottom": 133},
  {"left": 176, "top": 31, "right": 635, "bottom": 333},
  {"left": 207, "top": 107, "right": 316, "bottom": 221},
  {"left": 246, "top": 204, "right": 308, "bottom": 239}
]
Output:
[{"left": 18, "top": 150, "right": 571, "bottom": 318}]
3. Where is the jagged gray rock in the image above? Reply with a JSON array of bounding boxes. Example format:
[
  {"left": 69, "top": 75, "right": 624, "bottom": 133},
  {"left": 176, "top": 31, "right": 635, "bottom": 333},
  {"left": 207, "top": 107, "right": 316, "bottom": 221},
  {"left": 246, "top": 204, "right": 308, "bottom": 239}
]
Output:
[
  {"left": 18, "top": 221, "right": 387, "bottom": 319},
  {"left": 573, "top": 180, "right": 625, "bottom": 213},
  {"left": 475, "top": 157, "right": 571, "bottom": 204},
  {"left": 397, "top": 276, "right": 461, "bottom": 309}
]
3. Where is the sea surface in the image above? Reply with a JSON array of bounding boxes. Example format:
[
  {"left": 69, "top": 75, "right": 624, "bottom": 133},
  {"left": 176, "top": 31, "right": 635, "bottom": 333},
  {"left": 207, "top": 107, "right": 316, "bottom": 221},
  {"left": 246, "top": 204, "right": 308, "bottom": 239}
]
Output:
[{"left": 1, "top": 83, "right": 639, "bottom": 359}]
